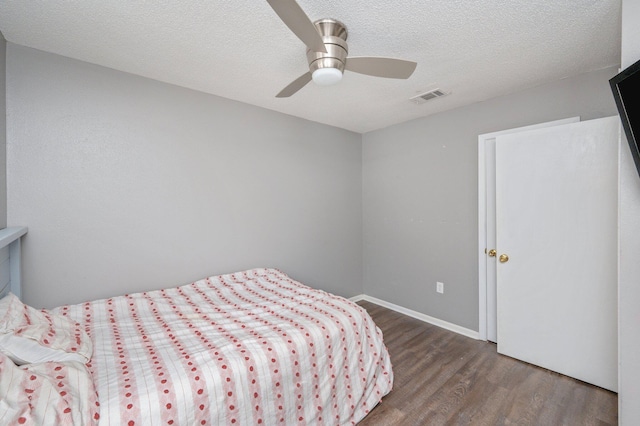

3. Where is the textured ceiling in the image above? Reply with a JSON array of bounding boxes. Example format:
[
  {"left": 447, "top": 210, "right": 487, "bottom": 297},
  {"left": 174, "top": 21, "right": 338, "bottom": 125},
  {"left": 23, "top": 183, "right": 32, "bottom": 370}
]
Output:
[{"left": 0, "top": 0, "right": 622, "bottom": 133}]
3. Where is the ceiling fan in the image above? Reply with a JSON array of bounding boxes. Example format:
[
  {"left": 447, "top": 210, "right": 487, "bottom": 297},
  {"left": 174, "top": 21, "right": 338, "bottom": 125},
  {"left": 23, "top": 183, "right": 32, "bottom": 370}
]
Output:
[{"left": 266, "top": 0, "right": 418, "bottom": 98}]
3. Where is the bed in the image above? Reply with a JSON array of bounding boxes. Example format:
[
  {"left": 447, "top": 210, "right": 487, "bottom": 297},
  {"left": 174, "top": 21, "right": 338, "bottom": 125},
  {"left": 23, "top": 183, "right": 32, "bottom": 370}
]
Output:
[{"left": 0, "top": 230, "right": 393, "bottom": 425}]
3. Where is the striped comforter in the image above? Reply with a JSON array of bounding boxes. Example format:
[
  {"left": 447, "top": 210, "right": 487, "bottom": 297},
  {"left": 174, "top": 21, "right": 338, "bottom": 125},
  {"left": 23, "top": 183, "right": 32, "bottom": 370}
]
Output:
[{"left": 54, "top": 268, "right": 393, "bottom": 425}]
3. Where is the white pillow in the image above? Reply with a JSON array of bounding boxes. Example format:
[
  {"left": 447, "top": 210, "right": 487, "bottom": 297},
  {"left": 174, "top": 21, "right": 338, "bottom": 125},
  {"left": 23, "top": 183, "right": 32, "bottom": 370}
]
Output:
[
  {"left": 0, "top": 293, "right": 92, "bottom": 364},
  {"left": 0, "top": 333, "right": 88, "bottom": 365}
]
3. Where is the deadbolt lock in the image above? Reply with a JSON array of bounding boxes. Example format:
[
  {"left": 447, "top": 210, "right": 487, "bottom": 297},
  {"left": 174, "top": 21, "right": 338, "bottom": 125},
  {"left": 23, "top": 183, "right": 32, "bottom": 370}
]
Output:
[
  {"left": 499, "top": 254, "right": 509, "bottom": 263},
  {"left": 488, "top": 249, "right": 497, "bottom": 257}
]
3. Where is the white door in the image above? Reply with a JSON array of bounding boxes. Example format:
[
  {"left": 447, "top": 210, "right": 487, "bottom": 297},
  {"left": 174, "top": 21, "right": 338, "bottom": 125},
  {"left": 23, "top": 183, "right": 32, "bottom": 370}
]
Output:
[
  {"left": 478, "top": 117, "right": 580, "bottom": 342},
  {"left": 484, "top": 139, "right": 498, "bottom": 342},
  {"left": 495, "top": 116, "right": 618, "bottom": 391}
]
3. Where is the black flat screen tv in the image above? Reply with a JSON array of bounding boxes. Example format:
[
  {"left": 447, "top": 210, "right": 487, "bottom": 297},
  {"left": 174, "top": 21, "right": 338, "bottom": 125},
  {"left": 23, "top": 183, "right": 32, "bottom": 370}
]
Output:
[{"left": 610, "top": 58, "right": 640, "bottom": 179}]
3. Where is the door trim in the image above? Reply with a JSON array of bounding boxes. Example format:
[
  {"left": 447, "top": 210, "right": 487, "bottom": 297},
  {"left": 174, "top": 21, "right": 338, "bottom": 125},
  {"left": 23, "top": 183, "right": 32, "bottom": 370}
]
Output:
[{"left": 477, "top": 117, "right": 580, "bottom": 341}]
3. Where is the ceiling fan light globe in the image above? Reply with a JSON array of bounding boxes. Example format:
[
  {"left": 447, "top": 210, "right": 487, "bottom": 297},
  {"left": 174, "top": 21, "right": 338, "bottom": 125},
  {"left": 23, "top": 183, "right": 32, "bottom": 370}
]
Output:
[{"left": 312, "top": 68, "right": 343, "bottom": 86}]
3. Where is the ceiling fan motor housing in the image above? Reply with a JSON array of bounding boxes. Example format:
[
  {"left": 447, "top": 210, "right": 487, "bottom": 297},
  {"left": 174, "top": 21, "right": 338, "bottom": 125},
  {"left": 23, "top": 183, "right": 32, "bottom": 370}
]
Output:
[{"left": 306, "top": 19, "right": 348, "bottom": 74}]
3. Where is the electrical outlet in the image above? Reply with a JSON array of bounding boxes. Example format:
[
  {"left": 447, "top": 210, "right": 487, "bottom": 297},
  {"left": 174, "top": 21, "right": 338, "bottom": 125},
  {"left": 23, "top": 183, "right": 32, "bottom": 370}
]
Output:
[{"left": 436, "top": 282, "right": 444, "bottom": 294}]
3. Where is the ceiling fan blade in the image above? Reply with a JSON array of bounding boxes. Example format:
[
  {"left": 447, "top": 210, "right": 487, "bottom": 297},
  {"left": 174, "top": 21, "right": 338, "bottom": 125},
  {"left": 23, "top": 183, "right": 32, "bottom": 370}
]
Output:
[
  {"left": 266, "top": 0, "right": 328, "bottom": 53},
  {"left": 276, "top": 72, "right": 312, "bottom": 97},
  {"left": 345, "top": 57, "right": 417, "bottom": 79}
]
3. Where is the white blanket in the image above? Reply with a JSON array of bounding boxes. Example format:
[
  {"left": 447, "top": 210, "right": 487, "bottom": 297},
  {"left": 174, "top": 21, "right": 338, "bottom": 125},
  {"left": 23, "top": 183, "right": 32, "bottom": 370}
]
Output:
[{"left": 55, "top": 268, "right": 393, "bottom": 425}]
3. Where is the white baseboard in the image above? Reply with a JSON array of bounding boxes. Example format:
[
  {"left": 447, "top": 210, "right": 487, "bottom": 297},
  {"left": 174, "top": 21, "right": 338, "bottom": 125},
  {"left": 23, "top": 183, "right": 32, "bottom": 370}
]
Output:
[{"left": 350, "top": 294, "right": 480, "bottom": 340}]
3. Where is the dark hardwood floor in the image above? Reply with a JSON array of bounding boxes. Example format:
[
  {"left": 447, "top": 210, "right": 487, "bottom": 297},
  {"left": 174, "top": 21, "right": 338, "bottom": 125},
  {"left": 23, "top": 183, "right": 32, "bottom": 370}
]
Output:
[{"left": 357, "top": 300, "right": 617, "bottom": 426}]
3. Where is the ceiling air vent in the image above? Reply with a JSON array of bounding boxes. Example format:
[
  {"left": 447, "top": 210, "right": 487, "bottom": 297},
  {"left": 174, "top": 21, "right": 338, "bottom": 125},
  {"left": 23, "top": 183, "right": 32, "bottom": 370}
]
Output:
[{"left": 410, "top": 89, "right": 449, "bottom": 105}]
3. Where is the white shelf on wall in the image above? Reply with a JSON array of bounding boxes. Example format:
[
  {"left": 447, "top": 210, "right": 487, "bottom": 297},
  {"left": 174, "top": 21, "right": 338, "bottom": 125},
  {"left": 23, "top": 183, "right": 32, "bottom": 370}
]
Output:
[
  {"left": 0, "top": 227, "right": 28, "bottom": 248},
  {"left": 0, "top": 226, "right": 28, "bottom": 300}
]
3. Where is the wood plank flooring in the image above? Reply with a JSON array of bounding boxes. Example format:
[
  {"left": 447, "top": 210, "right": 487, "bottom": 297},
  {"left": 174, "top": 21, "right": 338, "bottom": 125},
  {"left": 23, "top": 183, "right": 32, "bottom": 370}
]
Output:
[{"left": 357, "top": 300, "right": 617, "bottom": 426}]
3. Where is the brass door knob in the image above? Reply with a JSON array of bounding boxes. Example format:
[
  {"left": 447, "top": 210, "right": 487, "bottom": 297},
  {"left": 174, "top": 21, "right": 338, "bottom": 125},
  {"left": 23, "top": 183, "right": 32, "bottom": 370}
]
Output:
[
  {"left": 488, "top": 249, "right": 497, "bottom": 257},
  {"left": 499, "top": 254, "right": 509, "bottom": 263}
]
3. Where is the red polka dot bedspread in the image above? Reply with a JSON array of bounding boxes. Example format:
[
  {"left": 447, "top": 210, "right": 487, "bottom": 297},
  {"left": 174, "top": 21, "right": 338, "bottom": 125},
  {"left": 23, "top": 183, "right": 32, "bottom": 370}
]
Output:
[{"left": 53, "top": 268, "right": 394, "bottom": 425}]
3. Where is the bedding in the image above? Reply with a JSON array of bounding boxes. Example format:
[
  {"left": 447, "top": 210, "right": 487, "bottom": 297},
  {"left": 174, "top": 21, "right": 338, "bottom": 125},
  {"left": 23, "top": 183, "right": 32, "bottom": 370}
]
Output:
[
  {"left": 0, "top": 293, "right": 92, "bottom": 365},
  {"left": 52, "top": 267, "right": 393, "bottom": 425},
  {"left": 0, "top": 352, "right": 100, "bottom": 425}
]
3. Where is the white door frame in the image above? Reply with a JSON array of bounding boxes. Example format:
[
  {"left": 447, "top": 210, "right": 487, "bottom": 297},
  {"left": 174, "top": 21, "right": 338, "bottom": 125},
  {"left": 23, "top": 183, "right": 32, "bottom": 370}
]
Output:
[{"left": 477, "top": 117, "right": 580, "bottom": 341}]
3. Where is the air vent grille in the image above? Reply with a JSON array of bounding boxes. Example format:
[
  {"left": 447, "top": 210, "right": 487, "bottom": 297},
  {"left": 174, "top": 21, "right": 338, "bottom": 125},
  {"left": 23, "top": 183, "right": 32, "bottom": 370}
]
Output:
[{"left": 410, "top": 89, "right": 449, "bottom": 104}]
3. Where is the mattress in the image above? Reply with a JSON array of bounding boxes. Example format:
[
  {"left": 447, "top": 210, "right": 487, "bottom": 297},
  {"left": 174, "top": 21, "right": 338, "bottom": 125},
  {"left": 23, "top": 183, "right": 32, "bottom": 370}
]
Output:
[{"left": 53, "top": 268, "right": 393, "bottom": 425}]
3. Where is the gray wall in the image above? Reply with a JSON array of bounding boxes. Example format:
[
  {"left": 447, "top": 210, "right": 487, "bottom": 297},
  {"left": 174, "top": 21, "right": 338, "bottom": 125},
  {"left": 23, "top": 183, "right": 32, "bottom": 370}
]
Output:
[
  {"left": 0, "top": 31, "right": 6, "bottom": 228},
  {"left": 4, "top": 38, "right": 628, "bottom": 354},
  {"left": 362, "top": 66, "right": 618, "bottom": 331},
  {"left": 619, "top": 0, "right": 640, "bottom": 422},
  {"left": 6, "top": 45, "right": 363, "bottom": 308}
]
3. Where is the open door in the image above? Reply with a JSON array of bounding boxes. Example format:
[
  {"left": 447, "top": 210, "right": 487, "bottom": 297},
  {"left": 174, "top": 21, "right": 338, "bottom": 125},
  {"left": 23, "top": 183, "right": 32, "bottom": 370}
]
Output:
[
  {"left": 478, "top": 117, "right": 580, "bottom": 342},
  {"left": 495, "top": 117, "right": 618, "bottom": 391}
]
